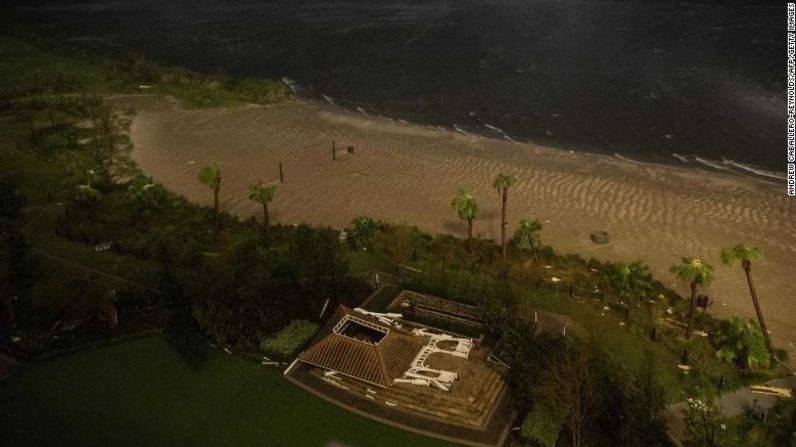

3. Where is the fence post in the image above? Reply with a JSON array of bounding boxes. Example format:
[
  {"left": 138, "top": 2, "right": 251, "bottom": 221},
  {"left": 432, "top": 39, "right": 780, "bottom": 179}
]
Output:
[
  {"left": 332, "top": 141, "right": 336, "bottom": 161},
  {"left": 279, "top": 162, "right": 284, "bottom": 183}
]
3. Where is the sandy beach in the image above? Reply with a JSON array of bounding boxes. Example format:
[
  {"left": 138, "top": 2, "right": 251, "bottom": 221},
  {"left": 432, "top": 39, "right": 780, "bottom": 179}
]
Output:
[{"left": 113, "top": 95, "right": 796, "bottom": 360}]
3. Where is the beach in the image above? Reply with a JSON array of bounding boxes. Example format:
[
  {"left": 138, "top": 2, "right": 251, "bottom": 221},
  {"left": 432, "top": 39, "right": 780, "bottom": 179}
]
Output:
[{"left": 114, "top": 95, "right": 796, "bottom": 360}]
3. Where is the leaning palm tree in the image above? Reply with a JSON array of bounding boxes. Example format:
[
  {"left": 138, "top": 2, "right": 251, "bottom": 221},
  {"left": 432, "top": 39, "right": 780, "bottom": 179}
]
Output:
[
  {"left": 492, "top": 173, "right": 517, "bottom": 261},
  {"left": 721, "top": 244, "right": 769, "bottom": 348},
  {"left": 248, "top": 181, "right": 276, "bottom": 239},
  {"left": 513, "top": 218, "right": 543, "bottom": 262},
  {"left": 198, "top": 161, "right": 222, "bottom": 225},
  {"left": 451, "top": 190, "right": 479, "bottom": 255},
  {"left": 670, "top": 257, "right": 714, "bottom": 339}
]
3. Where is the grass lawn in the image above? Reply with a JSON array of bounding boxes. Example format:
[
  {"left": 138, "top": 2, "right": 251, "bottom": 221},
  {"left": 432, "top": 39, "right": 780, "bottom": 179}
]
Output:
[{"left": 0, "top": 336, "right": 455, "bottom": 447}]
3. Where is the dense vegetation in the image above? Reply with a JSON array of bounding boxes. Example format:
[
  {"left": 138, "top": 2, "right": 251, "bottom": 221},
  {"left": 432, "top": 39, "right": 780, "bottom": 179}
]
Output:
[{"left": 0, "top": 31, "right": 792, "bottom": 447}]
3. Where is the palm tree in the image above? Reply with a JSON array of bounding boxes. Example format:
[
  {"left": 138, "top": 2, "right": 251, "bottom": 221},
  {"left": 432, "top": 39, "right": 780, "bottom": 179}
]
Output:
[
  {"left": 248, "top": 181, "right": 276, "bottom": 239},
  {"left": 670, "top": 257, "right": 714, "bottom": 339},
  {"left": 492, "top": 173, "right": 517, "bottom": 261},
  {"left": 720, "top": 244, "right": 769, "bottom": 349},
  {"left": 75, "top": 168, "right": 101, "bottom": 205},
  {"left": 127, "top": 175, "right": 164, "bottom": 208},
  {"left": 513, "top": 218, "right": 543, "bottom": 262},
  {"left": 611, "top": 261, "right": 653, "bottom": 302},
  {"left": 349, "top": 216, "right": 383, "bottom": 249},
  {"left": 451, "top": 190, "right": 479, "bottom": 255},
  {"left": 198, "top": 161, "right": 222, "bottom": 225},
  {"left": 715, "top": 317, "right": 770, "bottom": 370},
  {"left": 74, "top": 183, "right": 100, "bottom": 203}
]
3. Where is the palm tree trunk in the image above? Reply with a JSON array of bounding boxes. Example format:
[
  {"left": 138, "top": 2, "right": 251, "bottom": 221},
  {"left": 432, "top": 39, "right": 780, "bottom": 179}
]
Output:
[
  {"left": 466, "top": 218, "right": 473, "bottom": 255},
  {"left": 501, "top": 188, "right": 508, "bottom": 260},
  {"left": 686, "top": 281, "right": 697, "bottom": 339},
  {"left": 744, "top": 261, "right": 770, "bottom": 349},
  {"left": 263, "top": 203, "right": 270, "bottom": 239}
]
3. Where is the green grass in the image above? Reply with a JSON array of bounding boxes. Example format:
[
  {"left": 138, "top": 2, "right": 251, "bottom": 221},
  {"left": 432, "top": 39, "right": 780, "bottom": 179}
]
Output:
[{"left": 0, "top": 336, "right": 455, "bottom": 447}]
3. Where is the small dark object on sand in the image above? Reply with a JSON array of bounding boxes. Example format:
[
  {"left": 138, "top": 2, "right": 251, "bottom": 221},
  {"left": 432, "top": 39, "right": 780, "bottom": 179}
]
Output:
[{"left": 590, "top": 230, "right": 609, "bottom": 244}]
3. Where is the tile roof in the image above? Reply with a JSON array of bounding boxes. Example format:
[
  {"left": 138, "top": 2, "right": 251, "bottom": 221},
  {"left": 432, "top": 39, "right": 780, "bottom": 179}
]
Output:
[{"left": 298, "top": 305, "right": 428, "bottom": 388}]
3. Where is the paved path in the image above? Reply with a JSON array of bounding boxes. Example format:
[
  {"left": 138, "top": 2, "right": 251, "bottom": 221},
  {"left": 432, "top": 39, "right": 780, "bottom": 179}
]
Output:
[{"left": 664, "top": 375, "right": 796, "bottom": 445}]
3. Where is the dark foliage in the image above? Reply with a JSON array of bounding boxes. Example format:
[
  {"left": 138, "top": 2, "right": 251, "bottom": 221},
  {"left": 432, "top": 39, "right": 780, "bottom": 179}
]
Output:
[{"left": 166, "top": 306, "right": 208, "bottom": 369}]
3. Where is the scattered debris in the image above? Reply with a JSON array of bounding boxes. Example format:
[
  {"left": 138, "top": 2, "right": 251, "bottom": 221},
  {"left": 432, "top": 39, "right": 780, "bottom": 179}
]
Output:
[
  {"left": 750, "top": 385, "right": 792, "bottom": 398},
  {"left": 94, "top": 241, "right": 112, "bottom": 252}
]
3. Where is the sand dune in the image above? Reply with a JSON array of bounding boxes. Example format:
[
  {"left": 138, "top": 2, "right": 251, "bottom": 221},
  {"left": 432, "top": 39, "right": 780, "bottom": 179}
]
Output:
[{"left": 113, "top": 95, "right": 796, "bottom": 360}]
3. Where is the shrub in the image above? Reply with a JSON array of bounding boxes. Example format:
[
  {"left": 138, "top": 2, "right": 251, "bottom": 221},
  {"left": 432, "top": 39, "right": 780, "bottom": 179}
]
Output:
[
  {"left": 521, "top": 403, "right": 566, "bottom": 447},
  {"left": 260, "top": 320, "right": 319, "bottom": 361}
]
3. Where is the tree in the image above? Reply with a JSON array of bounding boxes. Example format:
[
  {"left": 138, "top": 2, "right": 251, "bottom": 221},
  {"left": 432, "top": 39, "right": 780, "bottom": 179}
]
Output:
[
  {"left": 714, "top": 317, "right": 770, "bottom": 370},
  {"left": 621, "top": 351, "right": 667, "bottom": 446},
  {"left": 683, "top": 390, "right": 727, "bottom": 447},
  {"left": 248, "top": 181, "right": 276, "bottom": 239},
  {"left": 513, "top": 218, "right": 543, "bottom": 262},
  {"left": 380, "top": 224, "right": 424, "bottom": 282},
  {"left": 540, "top": 342, "right": 602, "bottom": 447},
  {"left": 198, "top": 161, "right": 221, "bottom": 226},
  {"left": 127, "top": 175, "right": 165, "bottom": 209},
  {"left": 349, "top": 216, "right": 383, "bottom": 249},
  {"left": 721, "top": 244, "right": 769, "bottom": 349},
  {"left": 74, "top": 183, "right": 100, "bottom": 204},
  {"left": 492, "top": 173, "right": 517, "bottom": 261},
  {"left": 521, "top": 403, "right": 567, "bottom": 447},
  {"left": 611, "top": 261, "right": 653, "bottom": 302},
  {"left": 450, "top": 190, "right": 479, "bottom": 255},
  {"left": 670, "top": 257, "right": 714, "bottom": 339}
]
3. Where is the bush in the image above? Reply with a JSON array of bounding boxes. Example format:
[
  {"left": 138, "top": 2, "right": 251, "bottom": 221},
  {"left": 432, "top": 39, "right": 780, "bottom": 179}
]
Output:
[
  {"left": 521, "top": 404, "right": 566, "bottom": 447},
  {"left": 259, "top": 320, "right": 319, "bottom": 361},
  {"left": 166, "top": 309, "right": 208, "bottom": 368}
]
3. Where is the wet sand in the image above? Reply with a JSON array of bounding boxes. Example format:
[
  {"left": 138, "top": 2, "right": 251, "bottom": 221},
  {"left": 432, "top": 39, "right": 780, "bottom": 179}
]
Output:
[{"left": 114, "top": 95, "right": 796, "bottom": 360}]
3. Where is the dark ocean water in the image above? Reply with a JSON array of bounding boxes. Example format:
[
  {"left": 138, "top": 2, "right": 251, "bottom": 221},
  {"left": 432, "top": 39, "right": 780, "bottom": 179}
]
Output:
[{"left": 13, "top": 0, "right": 786, "bottom": 177}]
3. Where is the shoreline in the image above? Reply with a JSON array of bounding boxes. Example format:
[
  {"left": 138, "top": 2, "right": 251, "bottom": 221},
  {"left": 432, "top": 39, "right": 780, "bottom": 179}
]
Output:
[
  {"left": 111, "top": 94, "right": 796, "bottom": 360},
  {"left": 295, "top": 87, "right": 786, "bottom": 184}
]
